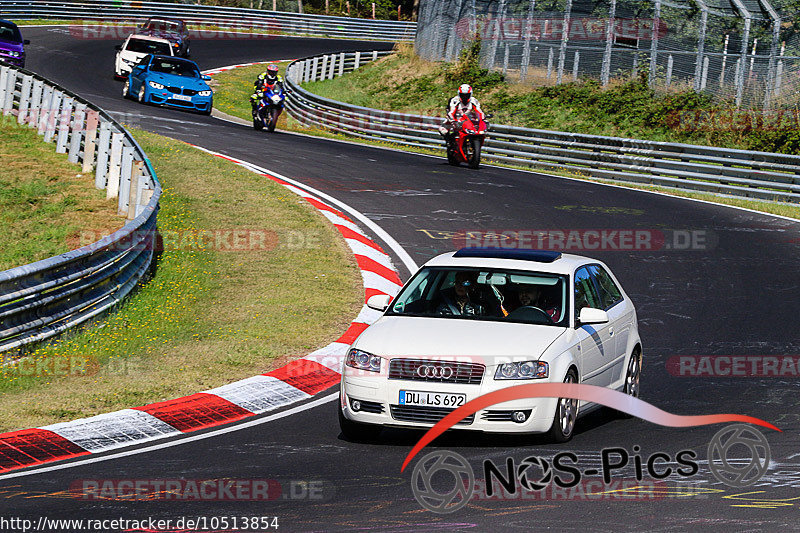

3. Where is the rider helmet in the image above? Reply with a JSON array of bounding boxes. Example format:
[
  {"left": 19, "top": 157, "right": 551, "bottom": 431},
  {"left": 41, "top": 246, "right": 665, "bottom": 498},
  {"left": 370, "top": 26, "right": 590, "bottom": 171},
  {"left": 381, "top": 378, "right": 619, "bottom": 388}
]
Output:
[
  {"left": 266, "top": 63, "right": 279, "bottom": 82},
  {"left": 458, "top": 84, "right": 473, "bottom": 105}
]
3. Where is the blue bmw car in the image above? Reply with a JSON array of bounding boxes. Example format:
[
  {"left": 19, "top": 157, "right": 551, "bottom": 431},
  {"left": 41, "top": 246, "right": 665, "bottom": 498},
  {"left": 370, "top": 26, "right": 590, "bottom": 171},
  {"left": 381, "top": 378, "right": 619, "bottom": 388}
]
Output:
[{"left": 124, "top": 55, "right": 212, "bottom": 114}]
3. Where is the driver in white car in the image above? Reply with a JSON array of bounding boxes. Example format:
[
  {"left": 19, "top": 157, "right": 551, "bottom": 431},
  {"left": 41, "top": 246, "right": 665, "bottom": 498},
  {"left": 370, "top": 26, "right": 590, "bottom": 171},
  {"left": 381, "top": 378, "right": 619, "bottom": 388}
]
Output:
[{"left": 517, "top": 285, "right": 560, "bottom": 322}]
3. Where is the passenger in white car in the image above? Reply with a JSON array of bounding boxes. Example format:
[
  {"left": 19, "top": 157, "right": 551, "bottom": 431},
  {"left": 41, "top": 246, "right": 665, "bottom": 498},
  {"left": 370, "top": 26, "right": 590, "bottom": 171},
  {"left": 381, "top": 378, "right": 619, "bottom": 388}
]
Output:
[{"left": 435, "top": 271, "right": 485, "bottom": 316}]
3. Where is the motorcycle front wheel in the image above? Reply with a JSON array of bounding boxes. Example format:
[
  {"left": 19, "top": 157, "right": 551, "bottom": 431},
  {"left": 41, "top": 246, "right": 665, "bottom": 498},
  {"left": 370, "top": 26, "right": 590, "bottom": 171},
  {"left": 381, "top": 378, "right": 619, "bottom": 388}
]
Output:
[
  {"left": 467, "top": 137, "right": 482, "bottom": 169},
  {"left": 268, "top": 108, "right": 281, "bottom": 132}
]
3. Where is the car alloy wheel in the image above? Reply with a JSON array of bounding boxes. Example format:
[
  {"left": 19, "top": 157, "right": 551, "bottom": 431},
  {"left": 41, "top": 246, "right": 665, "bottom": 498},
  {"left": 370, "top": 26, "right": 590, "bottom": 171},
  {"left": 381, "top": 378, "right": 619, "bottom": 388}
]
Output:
[
  {"left": 122, "top": 80, "right": 130, "bottom": 98},
  {"left": 624, "top": 352, "right": 641, "bottom": 398},
  {"left": 548, "top": 369, "right": 578, "bottom": 442},
  {"left": 138, "top": 84, "right": 146, "bottom": 104}
]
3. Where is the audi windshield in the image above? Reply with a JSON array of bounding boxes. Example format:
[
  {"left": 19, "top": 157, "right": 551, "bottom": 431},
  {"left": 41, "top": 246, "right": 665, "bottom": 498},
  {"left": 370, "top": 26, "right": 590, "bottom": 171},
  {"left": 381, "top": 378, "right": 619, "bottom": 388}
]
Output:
[{"left": 386, "top": 267, "right": 569, "bottom": 326}]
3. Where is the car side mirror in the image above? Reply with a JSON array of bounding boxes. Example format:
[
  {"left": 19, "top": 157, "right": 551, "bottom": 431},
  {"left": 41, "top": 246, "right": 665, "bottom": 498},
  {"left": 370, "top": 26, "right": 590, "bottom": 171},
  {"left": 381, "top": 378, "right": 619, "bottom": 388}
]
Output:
[
  {"left": 578, "top": 307, "right": 609, "bottom": 326},
  {"left": 202, "top": 74, "right": 211, "bottom": 81},
  {"left": 24, "top": 39, "right": 30, "bottom": 45},
  {"left": 366, "top": 294, "right": 392, "bottom": 312},
  {"left": 115, "top": 44, "right": 122, "bottom": 51}
]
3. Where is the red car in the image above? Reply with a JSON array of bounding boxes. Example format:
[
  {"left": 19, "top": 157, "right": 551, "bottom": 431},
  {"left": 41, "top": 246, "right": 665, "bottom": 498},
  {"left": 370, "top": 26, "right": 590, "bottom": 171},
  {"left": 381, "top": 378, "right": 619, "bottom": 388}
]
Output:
[{"left": 138, "top": 17, "right": 190, "bottom": 57}]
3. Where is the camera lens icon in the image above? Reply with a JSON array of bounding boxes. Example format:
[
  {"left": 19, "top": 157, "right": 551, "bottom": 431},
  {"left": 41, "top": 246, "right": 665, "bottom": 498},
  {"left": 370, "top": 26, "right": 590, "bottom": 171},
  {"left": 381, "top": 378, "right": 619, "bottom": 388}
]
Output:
[
  {"left": 411, "top": 450, "right": 474, "bottom": 513},
  {"left": 708, "top": 424, "right": 771, "bottom": 488}
]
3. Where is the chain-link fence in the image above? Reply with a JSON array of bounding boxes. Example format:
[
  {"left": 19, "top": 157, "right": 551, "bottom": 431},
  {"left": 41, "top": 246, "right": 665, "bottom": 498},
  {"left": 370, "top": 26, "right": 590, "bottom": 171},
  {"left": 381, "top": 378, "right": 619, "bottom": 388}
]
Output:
[{"left": 416, "top": 0, "right": 800, "bottom": 109}]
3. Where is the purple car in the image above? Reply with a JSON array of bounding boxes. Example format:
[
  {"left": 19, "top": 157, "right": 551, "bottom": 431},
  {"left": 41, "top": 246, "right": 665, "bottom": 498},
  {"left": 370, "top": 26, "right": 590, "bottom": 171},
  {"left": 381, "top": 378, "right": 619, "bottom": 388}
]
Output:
[{"left": 0, "top": 19, "right": 29, "bottom": 68}]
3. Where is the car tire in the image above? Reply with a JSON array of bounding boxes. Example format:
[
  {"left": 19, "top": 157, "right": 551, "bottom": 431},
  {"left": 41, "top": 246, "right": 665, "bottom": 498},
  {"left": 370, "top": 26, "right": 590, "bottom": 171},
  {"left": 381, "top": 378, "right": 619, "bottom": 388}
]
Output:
[
  {"left": 546, "top": 369, "right": 579, "bottom": 443},
  {"left": 138, "top": 84, "right": 147, "bottom": 104},
  {"left": 338, "top": 404, "right": 382, "bottom": 442},
  {"left": 200, "top": 104, "right": 212, "bottom": 116},
  {"left": 617, "top": 350, "right": 641, "bottom": 419},
  {"left": 122, "top": 79, "right": 130, "bottom": 99}
]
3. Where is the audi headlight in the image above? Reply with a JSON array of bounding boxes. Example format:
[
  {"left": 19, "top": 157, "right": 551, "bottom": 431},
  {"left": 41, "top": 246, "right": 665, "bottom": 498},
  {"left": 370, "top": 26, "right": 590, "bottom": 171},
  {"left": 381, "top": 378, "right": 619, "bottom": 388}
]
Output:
[
  {"left": 346, "top": 349, "right": 381, "bottom": 373},
  {"left": 198, "top": 90, "right": 212, "bottom": 97},
  {"left": 495, "top": 361, "right": 548, "bottom": 380},
  {"left": 149, "top": 81, "right": 164, "bottom": 89}
]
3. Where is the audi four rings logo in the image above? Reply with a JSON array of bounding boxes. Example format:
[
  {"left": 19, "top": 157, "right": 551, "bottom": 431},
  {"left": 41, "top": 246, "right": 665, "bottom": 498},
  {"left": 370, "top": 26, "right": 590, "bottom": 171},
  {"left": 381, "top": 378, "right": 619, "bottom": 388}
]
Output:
[{"left": 416, "top": 365, "right": 454, "bottom": 379}]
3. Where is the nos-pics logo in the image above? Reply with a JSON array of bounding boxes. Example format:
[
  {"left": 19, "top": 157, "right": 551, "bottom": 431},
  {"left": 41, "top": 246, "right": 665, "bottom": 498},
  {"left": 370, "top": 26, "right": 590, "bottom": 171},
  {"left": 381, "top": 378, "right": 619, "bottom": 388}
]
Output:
[{"left": 410, "top": 424, "right": 771, "bottom": 514}]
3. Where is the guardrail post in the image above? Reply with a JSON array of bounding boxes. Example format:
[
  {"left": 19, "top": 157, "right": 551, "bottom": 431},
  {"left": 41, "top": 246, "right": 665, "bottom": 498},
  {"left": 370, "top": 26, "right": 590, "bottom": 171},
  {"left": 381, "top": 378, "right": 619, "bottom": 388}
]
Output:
[
  {"left": 37, "top": 85, "right": 53, "bottom": 135},
  {"left": 28, "top": 79, "right": 43, "bottom": 127},
  {"left": 68, "top": 104, "right": 86, "bottom": 163},
  {"left": 107, "top": 132, "right": 124, "bottom": 199},
  {"left": 320, "top": 55, "right": 328, "bottom": 81},
  {"left": 83, "top": 110, "right": 99, "bottom": 172},
  {"left": 311, "top": 56, "right": 319, "bottom": 81},
  {"left": 303, "top": 60, "right": 310, "bottom": 82},
  {"left": 327, "top": 54, "right": 336, "bottom": 79},
  {"left": 3, "top": 68, "right": 16, "bottom": 115},
  {"left": 0, "top": 66, "right": 8, "bottom": 109},
  {"left": 43, "top": 90, "right": 63, "bottom": 143},
  {"left": 573, "top": 52, "right": 580, "bottom": 81},
  {"left": 354, "top": 51, "right": 361, "bottom": 69},
  {"left": 372, "top": 50, "right": 378, "bottom": 62},
  {"left": 95, "top": 120, "right": 112, "bottom": 189},
  {"left": 118, "top": 145, "right": 134, "bottom": 216},
  {"left": 17, "top": 75, "right": 32, "bottom": 124},
  {"left": 128, "top": 161, "right": 143, "bottom": 220},
  {"left": 55, "top": 97, "right": 74, "bottom": 153}
]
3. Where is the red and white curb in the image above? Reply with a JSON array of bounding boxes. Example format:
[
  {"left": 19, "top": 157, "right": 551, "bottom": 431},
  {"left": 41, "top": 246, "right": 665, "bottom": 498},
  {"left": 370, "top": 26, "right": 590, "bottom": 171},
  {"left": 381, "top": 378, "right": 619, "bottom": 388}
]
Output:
[
  {"left": 202, "top": 60, "right": 293, "bottom": 76},
  {"left": 0, "top": 150, "right": 405, "bottom": 475}
]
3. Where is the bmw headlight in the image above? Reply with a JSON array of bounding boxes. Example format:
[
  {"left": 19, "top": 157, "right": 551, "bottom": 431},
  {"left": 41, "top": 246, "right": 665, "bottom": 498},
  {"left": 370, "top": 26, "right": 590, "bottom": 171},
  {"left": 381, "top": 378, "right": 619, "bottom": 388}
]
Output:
[
  {"left": 149, "top": 81, "right": 165, "bottom": 89},
  {"left": 346, "top": 349, "right": 381, "bottom": 373},
  {"left": 495, "top": 361, "right": 549, "bottom": 380},
  {"left": 198, "top": 90, "right": 212, "bottom": 96},
  {"left": 8, "top": 51, "right": 20, "bottom": 58}
]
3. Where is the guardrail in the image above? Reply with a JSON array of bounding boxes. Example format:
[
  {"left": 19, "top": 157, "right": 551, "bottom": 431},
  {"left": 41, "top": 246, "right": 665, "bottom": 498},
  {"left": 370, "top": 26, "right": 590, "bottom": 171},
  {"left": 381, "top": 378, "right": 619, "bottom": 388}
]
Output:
[
  {"left": 0, "top": 62, "right": 160, "bottom": 355},
  {"left": 0, "top": 0, "right": 416, "bottom": 42},
  {"left": 285, "top": 51, "right": 800, "bottom": 204}
]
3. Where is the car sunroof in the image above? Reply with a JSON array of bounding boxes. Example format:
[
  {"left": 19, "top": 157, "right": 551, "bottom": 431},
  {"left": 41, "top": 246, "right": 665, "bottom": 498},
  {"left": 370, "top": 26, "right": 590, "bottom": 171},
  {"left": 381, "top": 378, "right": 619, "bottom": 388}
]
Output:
[{"left": 453, "top": 248, "right": 563, "bottom": 263}]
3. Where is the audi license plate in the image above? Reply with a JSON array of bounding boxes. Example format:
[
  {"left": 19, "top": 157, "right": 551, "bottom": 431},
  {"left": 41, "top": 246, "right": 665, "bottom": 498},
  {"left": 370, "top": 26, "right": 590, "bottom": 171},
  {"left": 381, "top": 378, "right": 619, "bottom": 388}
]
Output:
[
  {"left": 173, "top": 94, "right": 192, "bottom": 101},
  {"left": 399, "top": 390, "right": 466, "bottom": 408}
]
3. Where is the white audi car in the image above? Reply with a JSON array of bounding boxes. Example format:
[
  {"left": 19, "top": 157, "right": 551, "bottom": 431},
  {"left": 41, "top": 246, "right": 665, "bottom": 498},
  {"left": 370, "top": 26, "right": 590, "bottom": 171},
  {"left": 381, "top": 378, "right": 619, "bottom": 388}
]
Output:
[
  {"left": 338, "top": 248, "right": 642, "bottom": 442},
  {"left": 114, "top": 34, "right": 174, "bottom": 77}
]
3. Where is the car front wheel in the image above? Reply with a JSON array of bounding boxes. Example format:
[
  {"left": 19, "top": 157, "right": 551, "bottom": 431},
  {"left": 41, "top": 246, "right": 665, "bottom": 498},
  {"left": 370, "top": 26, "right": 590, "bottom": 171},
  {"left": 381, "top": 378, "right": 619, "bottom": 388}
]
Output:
[
  {"left": 138, "top": 84, "right": 147, "bottom": 104},
  {"left": 122, "top": 79, "right": 130, "bottom": 99},
  {"left": 618, "top": 350, "right": 641, "bottom": 418},
  {"left": 547, "top": 369, "right": 578, "bottom": 443}
]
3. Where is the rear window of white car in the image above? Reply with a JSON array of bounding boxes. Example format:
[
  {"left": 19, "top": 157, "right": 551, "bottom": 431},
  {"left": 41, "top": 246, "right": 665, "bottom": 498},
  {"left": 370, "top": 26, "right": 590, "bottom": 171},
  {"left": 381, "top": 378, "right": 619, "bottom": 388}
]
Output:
[{"left": 126, "top": 38, "right": 172, "bottom": 55}]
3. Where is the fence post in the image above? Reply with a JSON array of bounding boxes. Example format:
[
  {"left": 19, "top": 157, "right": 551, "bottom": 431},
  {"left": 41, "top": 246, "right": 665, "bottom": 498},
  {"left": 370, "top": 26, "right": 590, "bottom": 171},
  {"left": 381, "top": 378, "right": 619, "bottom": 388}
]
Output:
[
  {"left": 3, "top": 68, "right": 16, "bottom": 115},
  {"left": 546, "top": 47, "right": 553, "bottom": 79},
  {"left": 700, "top": 56, "right": 709, "bottom": 91},
  {"left": 372, "top": 50, "right": 378, "bottom": 62},
  {"left": 107, "top": 132, "right": 124, "bottom": 200},
  {"left": 666, "top": 54, "right": 673, "bottom": 87},
  {"left": 693, "top": 3, "right": 708, "bottom": 92},
  {"left": 55, "top": 96, "right": 73, "bottom": 153},
  {"left": 128, "top": 161, "right": 143, "bottom": 220},
  {"left": 354, "top": 51, "right": 361, "bottom": 69},
  {"left": 83, "top": 110, "right": 99, "bottom": 172},
  {"left": 520, "top": 0, "right": 537, "bottom": 82},
  {"left": 311, "top": 56, "right": 319, "bottom": 80},
  {"left": 556, "top": 0, "right": 572, "bottom": 85},
  {"left": 68, "top": 103, "right": 86, "bottom": 163},
  {"left": 95, "top": 120, "right": 112, "bottom": 189},
  {"left": 17, "top": 74, "right": 32, "bottom": 124},
  {"left": 327, "top": 53, "right": 336, "bottom": 79},
  {"left": 503, "top": 44, "right": 509, "bottom": 76},
  {"left": 118, "top": 145, "right": 135, "bottom": 216},
  {"left": 649, "top": 0, "right": 661, "bottom": 87},
  {"left": 338, "top": 52, "right": 345, "bottom": 76},
  {"left": 573, "top": 51, "right": 579, "bottom": 81},
  {"left": 601, "top": 0, "right": 617, "bottom": 86},
  {"left": 320, "top": 55, "right": 328, "bottom": 81},
  {"left": 43, "top": 90, "right": 62, "bottom": 143},
  {"left": 729, "top": 0, "right": 751, "bottom": 108}
]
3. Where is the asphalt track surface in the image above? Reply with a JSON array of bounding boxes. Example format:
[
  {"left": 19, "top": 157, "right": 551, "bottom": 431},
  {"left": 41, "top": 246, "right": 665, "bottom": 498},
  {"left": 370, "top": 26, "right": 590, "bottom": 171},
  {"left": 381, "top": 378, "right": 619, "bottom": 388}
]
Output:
[{"left": 3, "top": 26, "right": 800, "bottom": 532}]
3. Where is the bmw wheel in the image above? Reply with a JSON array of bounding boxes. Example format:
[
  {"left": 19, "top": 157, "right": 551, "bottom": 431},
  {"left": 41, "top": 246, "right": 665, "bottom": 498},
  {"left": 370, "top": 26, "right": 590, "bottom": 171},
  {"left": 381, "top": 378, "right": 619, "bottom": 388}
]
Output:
[
  {"left": 547, "top": 369, "right": 578, "bottom": 443},
  {"left": 138, "top": 84, "right": 147, "bottom": 104},
  {"left": 338, "top": 404, "right": 382, "bottom": 442},
  {"left": 122, "top": 79, "right": 130, "bottom": 99}
]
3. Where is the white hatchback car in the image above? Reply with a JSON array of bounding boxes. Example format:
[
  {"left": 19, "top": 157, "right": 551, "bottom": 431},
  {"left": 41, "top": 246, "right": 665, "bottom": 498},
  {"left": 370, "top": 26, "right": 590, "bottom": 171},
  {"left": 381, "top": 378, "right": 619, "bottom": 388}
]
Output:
[
  {"left": 114, "top": 34, "right": 174, "bottom": 77},
  {"left": 339, "top": 248, "right": 642, "bottom": 442}
]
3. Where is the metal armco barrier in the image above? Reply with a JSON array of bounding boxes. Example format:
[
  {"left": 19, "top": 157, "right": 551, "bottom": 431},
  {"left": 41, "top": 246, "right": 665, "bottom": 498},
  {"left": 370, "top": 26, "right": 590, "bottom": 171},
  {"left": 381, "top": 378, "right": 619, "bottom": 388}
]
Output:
[
  {"left": 285, "top": 51, "right": 800, "bottom": 203},
  {"left": 0, "top": 0, "right": 416, "bottom": 42},
  {"left": 0, "top": 62, "right": 160, "bottom": 355}
]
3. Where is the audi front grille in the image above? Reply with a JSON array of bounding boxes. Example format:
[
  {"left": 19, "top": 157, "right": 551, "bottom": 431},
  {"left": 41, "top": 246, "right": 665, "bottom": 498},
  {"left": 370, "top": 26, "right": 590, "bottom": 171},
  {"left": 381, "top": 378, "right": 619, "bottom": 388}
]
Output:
[
  {"left": 390, "top": 405, "right": 475, "bottom": 425},
  {"left": 388, "top": 359, "right": 484, "bottom": 385}
]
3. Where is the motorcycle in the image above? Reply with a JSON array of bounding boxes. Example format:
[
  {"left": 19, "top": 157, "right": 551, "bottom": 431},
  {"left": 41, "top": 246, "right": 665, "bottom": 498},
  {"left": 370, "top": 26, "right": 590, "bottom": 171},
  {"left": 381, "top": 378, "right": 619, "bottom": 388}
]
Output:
[
  {"left": 440, "top": 111, "right": 491, "bottom": 169},
  {"left": 252, "top": 84, "right": 286, "bottom": 132}
]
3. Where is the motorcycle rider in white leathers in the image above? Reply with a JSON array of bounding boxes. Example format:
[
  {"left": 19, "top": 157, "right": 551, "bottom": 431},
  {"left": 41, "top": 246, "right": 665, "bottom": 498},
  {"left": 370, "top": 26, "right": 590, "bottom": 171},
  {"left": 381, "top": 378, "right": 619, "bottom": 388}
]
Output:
[{"left": 439, "top": 84, "right": 486, "bottom": 144}]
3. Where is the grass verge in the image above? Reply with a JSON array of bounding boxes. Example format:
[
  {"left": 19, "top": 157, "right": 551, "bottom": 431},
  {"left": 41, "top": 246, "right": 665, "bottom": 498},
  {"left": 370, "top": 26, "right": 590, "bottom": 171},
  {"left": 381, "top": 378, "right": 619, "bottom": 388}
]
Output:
[
  {"left": 0, "top": 115, "right": 121, "bottom": 272},
  {"left": 211, "top": 63, "right": 800, "bottom": 221},
  {"left": 0, "top": 127, "right": 362, "bottom": 432}
]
